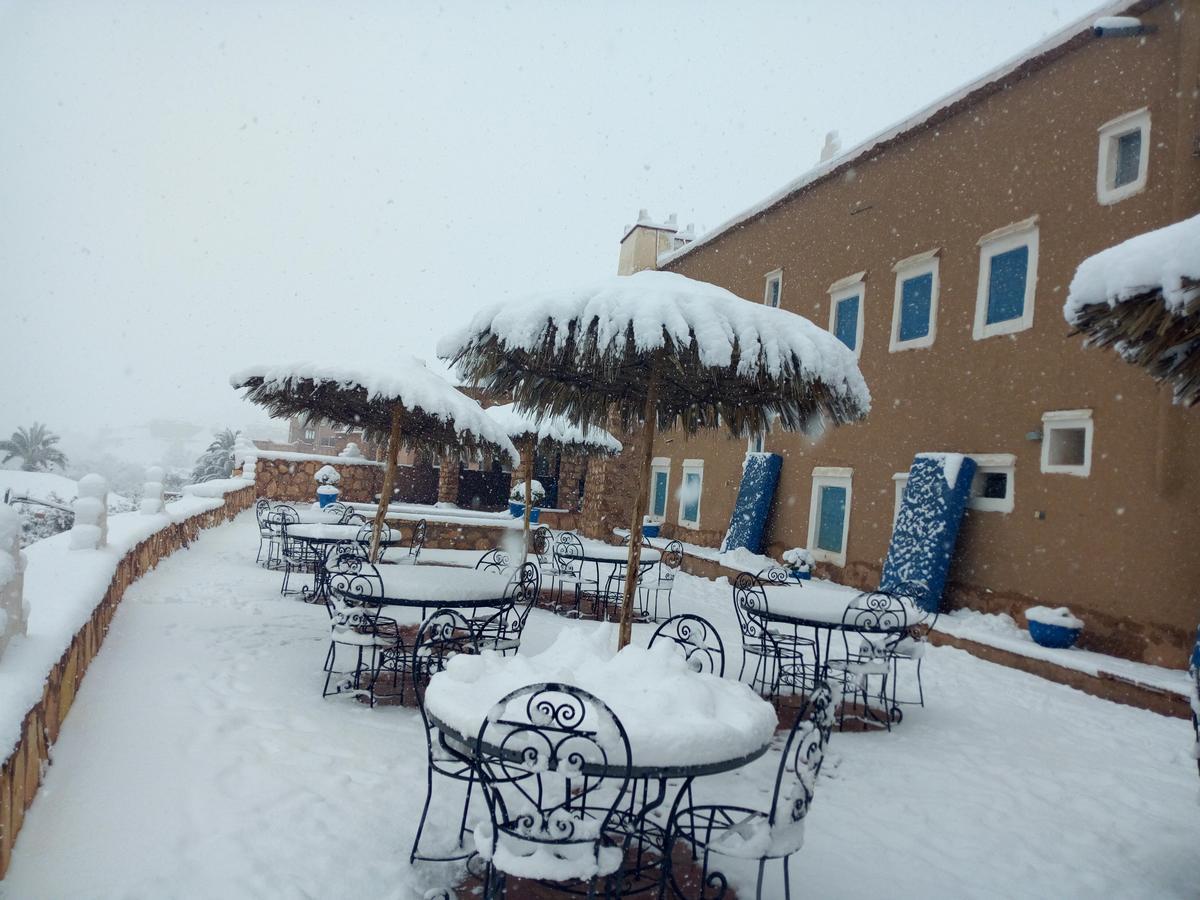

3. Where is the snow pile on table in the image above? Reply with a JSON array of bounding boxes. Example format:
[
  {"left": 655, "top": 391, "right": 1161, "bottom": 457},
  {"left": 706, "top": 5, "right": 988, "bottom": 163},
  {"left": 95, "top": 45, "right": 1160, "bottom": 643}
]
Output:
[
  {"left": 485, "top": 403, "right": 622, "bottom": 453},
  {"left": 437, "top": 270, "right": 870, "bottom": 412},
  {"left": 426, "top": 625, "right": 776, "bottom": 768},
  {"left": 1064, "top": 213, "right": 1200, "bottom": 321},
  {"left": 0, "top": 480, "right": 250, "bottom": 758},
  {"left": 1025, "top": 606, "right": 1084, "bottom": 630},
  {"left": 231, "top": 359, "right": 520, "bottom": 465}
]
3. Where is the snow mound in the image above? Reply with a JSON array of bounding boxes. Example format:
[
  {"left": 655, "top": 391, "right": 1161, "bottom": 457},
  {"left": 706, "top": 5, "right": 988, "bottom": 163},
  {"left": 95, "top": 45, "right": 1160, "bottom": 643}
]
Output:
[{"left": 1025, "top": 606, "right": 1084, "bottom": 630}]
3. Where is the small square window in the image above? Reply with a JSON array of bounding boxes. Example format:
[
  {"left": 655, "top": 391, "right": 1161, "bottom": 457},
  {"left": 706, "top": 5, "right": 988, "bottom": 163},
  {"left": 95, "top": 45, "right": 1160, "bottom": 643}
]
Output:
[
  {"left": 1041, "top": 410, "right": 1093, "bottom": 477},
  {"left": 973, "top": 220, "right": 1038, "bottom": 340},
  {"left": 966, "top": 454, "right": 1015, "bottom": 513},
  {"left": 764, "top": 270, "right": 783, "bottom": 308},
  {"left": 1097, "top": 108, "right": 1150, "bottom": 204},
  {"left": 303, "top": 428, "right": 316, "bottom": 442},
  {"left": 828, "top": 274, "right": 866, "bottom": 358},
  {"left": 807, "top": 467, "right": 853, "bottom": 566},
  {"left": 890, "top": 252, "right": 939, "bottom": 352}
]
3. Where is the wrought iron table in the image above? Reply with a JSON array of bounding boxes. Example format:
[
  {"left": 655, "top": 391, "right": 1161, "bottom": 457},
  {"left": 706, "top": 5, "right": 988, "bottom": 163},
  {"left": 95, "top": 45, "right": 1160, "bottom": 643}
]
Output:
[
  {"left": 576, "top": 542, "right": 662, "bottom": 616},
  {"left": 284, "top": 523, "right": 403, "bottom": 603},
  {"left": 367, "top": 564, "right": 515, "bottom": 618}
]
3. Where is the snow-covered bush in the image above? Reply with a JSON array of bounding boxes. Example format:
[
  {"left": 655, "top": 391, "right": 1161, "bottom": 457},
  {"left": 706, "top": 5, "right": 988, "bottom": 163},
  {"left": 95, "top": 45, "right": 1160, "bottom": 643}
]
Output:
[
  {"left": 314, "top": 465, "right": 341, "bottom": 485},
  {"left": 16, "top": 491, "right": 74, "bottom": 546},
  {"left": 782, "top": 547, "right": 814, "bottom": 574},
  {"left": 509, "top": 479, "right": 545, "bottom": 505},
  {"left": 70, "top": 474, "right": 108, "bottom": 550}
]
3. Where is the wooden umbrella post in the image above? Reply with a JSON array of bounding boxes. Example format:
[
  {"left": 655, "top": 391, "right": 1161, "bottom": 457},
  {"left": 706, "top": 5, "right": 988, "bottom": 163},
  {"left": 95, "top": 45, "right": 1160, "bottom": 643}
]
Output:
[
  {"left": 370, "top": 409, "right": 403, "bottom": 563},
  {"left": 617, "top": 369, "right": 659, "bottom": 650},
  {"left": 523, "top": 435, "right": 536, "bottom": 557}
]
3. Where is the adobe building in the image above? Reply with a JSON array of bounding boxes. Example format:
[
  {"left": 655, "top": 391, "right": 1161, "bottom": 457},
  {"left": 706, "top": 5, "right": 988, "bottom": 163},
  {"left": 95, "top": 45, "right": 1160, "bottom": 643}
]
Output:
[{"left": 585, "top": 0, "right": 1200, "bottom": 666}]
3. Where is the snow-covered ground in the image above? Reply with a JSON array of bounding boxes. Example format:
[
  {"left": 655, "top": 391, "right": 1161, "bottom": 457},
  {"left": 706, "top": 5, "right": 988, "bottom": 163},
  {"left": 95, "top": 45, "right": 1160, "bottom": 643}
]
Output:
[{"left": 2, "top": 513, "right": 1197, "bottom": 899}]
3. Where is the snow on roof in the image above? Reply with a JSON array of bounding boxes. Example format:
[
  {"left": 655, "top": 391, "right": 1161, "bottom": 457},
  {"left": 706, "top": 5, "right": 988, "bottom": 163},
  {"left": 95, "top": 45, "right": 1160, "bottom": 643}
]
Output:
[
  {"left": 485, "top": 403, "right": 622, "bottom": 453},
  {"left": 437, "top": 269, "right": 870, "bottom": 413},
  {"left": 658, "top": 0, "right": 1142, "bottom": 268},
  {"left": 230, "top": 358, "right": 520, "bottom": 464},
  {"left": 1064, "top": 213, "right": 1200, "bottom": 322}
]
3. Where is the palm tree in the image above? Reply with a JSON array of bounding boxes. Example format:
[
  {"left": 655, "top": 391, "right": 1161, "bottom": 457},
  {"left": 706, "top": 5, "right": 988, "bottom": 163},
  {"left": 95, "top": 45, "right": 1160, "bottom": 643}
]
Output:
[
  {"left": 191, "top": 428, "right": 241, "bottom": 481},
  {"left": 0, "top": 423, "right": 68, "bottom": 472}
]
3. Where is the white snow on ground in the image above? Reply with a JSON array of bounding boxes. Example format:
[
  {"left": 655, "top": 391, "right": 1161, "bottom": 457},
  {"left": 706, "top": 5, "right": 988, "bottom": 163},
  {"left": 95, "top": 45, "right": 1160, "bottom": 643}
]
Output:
[
  {"left": 0, "top": 469, "right": 131, "bottom": 512},
  {"left": 2, "top": 519, "right": 1199, "bottom": 898}
]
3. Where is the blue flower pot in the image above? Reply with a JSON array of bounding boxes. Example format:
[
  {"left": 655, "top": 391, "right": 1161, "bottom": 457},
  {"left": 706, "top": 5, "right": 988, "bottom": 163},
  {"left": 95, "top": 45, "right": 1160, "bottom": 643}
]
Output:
[
  {"left": 1028, "top": 621, "right": 1082, "bottom": 649},
  {"left": 790, "top": 570, "right": 812, "bottom": 582},
  {"left": 317, "top": 489, "right": 339, "bottom": 508},
  {"left": 642, "top": 523, "right": 661, "bottom": 538},
  {"left": 509, "top": 501, "right": 539, "bottom": 522}
]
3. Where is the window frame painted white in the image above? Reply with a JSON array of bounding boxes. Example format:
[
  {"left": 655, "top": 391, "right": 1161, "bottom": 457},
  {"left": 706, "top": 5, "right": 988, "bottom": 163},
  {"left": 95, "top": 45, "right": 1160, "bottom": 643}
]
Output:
[
  {"left": 1040, "top": 409, "right": 1093, "bottom": 477},
  {"left": 966, "top": 453, "right": 1016, "bottom": 513},
  {"left": 303, "top": 427, "right": 316, "bottom": 442},
  {"left": 807, "top": 466, "right": 853, "bottom": 567},
  {"left": 678, "top": 459, "right": 704, "bottom": 529},
  {"left": 1096, "top": 108, "right": 1150, "bottom": 205},
  {"left": 648, "top": 457, "right": 671, "bottom": 523},
  {"left": 763, "top": 268, "right": 783, "bottom": 308},
  {"left": 889, "top": 250, "right": 940, "bottom": 352},
  {"left": 892, "top": 472, "right": 909, "bottom": 524},
  {"left": 973, "top": 218, "right": 1039, "bottom": 341},
  {"left": 827, "top": 272, "right": 867, "bottom": 359}
]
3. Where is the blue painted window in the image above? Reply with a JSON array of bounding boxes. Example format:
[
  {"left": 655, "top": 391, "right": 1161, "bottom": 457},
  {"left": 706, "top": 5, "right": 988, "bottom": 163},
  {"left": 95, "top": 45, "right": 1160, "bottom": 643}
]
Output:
[
  {"left": 652, "top": 470, "right": 667, "bottom": 517},
  {"left": 834, "top": 296, "right": 859, "bottom": 350},
  {"left": 816, "top": 485, "right": 847, "bottom": 553},
  {"left": 765, "top": 276, "right": 781, "bottom": 308},
  {"left": 898, "top": 273, "right": 933, "bottom": 342},
  {"left": 682, "top": 471, "right": 701, "bottom": 523},
  {"left": 1114, "top": 130, "right": 1142, "bottom": 187},
  {"left": 985, "top": 246, "right": 1029, "bottom": 325}
]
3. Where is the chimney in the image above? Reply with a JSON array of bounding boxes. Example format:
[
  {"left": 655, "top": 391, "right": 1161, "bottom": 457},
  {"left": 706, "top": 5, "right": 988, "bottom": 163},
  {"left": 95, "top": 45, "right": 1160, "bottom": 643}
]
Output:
[
  {"left": 617, "top": 208, "right": 681, "bottom": 275},
  {"left": 819, "top": 130, "right": 842, "bottom": 164}
]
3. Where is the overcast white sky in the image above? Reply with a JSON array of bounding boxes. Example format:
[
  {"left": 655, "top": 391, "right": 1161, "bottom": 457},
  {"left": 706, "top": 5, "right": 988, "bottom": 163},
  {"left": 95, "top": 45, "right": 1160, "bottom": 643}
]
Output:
[{"left": 1, "top": 0, "right": 1103, "bottom": 463}]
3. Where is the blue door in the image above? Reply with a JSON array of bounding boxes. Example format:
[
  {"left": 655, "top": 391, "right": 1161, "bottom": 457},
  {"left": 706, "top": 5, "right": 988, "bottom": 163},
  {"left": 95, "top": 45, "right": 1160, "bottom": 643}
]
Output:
[{"left": 816, "top": 485, "right": 846, "bottom": 552}]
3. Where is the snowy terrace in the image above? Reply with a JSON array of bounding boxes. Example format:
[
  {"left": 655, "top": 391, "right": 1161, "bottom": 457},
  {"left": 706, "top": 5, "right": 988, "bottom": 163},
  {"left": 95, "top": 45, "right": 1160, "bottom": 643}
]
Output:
[{"left": 2, "top": 510, "right": 1198, "bottom": 898}]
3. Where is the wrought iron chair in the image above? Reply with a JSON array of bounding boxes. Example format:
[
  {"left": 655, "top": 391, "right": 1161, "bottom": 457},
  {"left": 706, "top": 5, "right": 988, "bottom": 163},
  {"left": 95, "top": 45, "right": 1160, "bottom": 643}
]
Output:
[
  {"left": 322, "top": 501, "right": 348, "bottom": 520},
  {"left": 664, "top": 682, "right": 836, "bottom": 900},
  {"left": 254, "top": 498, "right": 280, "bottom": 568},
  {"left": 531, "top": 525, "right": 561, "bottom": 600},
  {"left": 410, "top": 608, "right": 486, "bottom": 865},
  {"left": 636, "top": 539, "right": 684, "bottom": 621},
  {"left": 648, "top": 614, "right": 726, "bottom": 676},
  {"left": 827, "top": 589, "right": 911, "bottom": 730},
  {"left": 550, "top": 532, "right": 598, "bottom": 618},
  {"left": 354, "top": 521, "right": 392, "bottom": 561},
  {"left": 340, "top": 510, "right": 367, "bottom": 526},
  {"left": 323, "top": 554, "right": 403, "bottom": 707},
  {"left": 474, "top": 563, "right": 540, "bottom": 657},
  {"left": 397, "top": 518, "right": 428, "bottom": 566},
  {"left": 471, "top": 683, "right": 633, "bottom": 898},
  {"left": 732, "top": 572, "right": 817, "bottom": 700},
  {"left": 271, "top": 506, "right": 312, "bottom": 596},
  {"left": 476, "top": 548, "right": 514, "bottom": 574},
  {"left": 881, "top": 581, "right": 934, "bottom": 708}
]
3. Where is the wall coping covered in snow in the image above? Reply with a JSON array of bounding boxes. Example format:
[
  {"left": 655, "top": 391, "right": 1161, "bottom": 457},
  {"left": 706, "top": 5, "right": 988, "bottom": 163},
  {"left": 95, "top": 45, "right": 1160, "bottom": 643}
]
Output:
[
  {"left": 242, "top": 448, "right": 383, "bottom": 468},
  {"left": 0, "top": 476, "right": 256, "bottom": 875}
]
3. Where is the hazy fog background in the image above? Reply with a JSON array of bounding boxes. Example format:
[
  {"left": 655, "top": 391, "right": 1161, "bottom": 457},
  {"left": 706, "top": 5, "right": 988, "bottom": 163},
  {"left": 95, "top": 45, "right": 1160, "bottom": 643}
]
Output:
[{"left": 1, "top": 0, "right": 1100, "bottom": 468}]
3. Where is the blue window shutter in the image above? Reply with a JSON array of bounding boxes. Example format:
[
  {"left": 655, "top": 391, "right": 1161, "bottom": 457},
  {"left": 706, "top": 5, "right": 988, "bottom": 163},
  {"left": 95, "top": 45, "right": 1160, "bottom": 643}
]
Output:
[
  {"left": 899, "top": 273, "right": 933, "bottom": 341},
  {"left": 985, "top": 246, "right": 1029, "bottom": 325},
  {"left": 834, "top": 296, "right": 859, "bottom": 349},
  {"left": 1114, "top": 130, "right": 1141, "bottom": 187},
  {"left": 816, "top": 485, "right": 847, "bottom": 553},
  {"left": 652, "top": 471, "right": 667, "bottom": 517},
  {"left": 683, "top": 472, "right": 701, "bottom": 522}
]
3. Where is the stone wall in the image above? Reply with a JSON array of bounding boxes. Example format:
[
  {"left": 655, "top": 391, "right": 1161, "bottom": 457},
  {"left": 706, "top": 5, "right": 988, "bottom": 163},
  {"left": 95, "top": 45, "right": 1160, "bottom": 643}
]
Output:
[
  {"left": 253, "top": 457, "right": 384, "bottom": 504},
  {"left": 0, "top": 483, "right": 256, "bottom": 877}
]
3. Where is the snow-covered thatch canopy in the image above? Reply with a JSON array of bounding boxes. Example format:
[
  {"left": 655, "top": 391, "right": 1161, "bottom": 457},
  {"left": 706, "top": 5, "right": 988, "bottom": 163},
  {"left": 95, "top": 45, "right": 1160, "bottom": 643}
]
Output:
[
  {"left": 485, "top": 403, "right": 622, "bottom": 455},
  {"left": 1064, "top": 214, "right": 1200, "bottom": 405},
  {"left": 437, "top": 270, "right": 871, "bottom": 436},
  {"left": 230, "top": 360, "right": 520, "bottom": 465}
]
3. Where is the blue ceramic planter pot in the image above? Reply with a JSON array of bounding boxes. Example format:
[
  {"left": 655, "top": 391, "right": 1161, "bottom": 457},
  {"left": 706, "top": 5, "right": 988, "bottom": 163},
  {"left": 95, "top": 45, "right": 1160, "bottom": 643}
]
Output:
[
  {"left": 509, "top": 501, "right": 539, "bottom": 523},
  {"left": 1028, "top": 620, "right": 1082, "bottom": 649},
  {"left": 790, "top": 570, "right": 812, "bottom": 582},
  {"left": 317, "top": 489, "right": 339, "bottom": 508},
  {"left": 642, "top": 523, "right": 661, "bottom": 538}
]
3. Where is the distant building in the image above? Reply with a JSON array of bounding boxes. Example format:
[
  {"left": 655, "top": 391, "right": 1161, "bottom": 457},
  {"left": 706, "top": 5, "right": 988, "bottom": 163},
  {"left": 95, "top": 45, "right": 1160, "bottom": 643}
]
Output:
[{"left": 585, "top": 0, "right": 1200, "bottom": 667}]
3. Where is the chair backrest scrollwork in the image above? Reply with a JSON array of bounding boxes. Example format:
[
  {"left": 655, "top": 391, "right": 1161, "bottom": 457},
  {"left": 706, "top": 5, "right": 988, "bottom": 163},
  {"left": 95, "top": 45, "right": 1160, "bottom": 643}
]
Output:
[
  {"left": 768, "top": 681, "right": 836, "bottom": 832},
  {"left": 649, "top": 613, "right": 725, "bottom": 676}
]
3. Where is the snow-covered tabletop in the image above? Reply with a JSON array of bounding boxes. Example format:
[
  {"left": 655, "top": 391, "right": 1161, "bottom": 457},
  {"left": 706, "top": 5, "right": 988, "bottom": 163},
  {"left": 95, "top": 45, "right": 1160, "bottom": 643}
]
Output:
[
  {"left": 285, "top": 523, "right": 402, "bottom": 543},
  {"left": 757, "top": 582, "right": 924, "bottom": 628},
  {"left": 374, "top": 564, "right": 514, "bottom": 608},
  {"left": 576, "top": 542, "right": 661, "bottom": 564},
  {"left": 425, "top": 626, "right": 777, "bottom": 775}
]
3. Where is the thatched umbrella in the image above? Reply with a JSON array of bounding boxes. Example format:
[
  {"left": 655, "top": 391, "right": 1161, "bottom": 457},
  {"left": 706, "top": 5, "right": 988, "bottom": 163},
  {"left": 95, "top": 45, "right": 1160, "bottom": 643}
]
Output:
[
  {"left": 1064, "top": 213, "right": 1200, "bottom": 404},
  {"left": 438, "top": 269, "right": 870, "bottom": 648},
  {"left": 485, "top": 402, "right": 622, "bottom": 550},
  {"left": 231, "top": 360, "right": 520, "bottom": 561}
]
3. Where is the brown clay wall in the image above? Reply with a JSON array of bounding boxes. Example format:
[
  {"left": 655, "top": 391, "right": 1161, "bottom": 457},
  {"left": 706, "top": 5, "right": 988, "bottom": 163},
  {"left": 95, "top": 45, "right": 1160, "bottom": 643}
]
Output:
[
  {"left": 0, "top": 483, "right": 256, "bottom": 877},
  {"left": 648, "top": 2, "right": 1200, "bottom": 666},
  {"left": 253, "top": 456, "right": 438, "bottom": 506}
]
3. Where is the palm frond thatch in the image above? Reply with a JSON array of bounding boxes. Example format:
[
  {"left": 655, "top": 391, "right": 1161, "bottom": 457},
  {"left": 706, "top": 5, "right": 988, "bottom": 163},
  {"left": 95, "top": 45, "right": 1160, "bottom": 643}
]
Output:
[
  {"left": 485, "top": 403, "right": 622, "bottom": 457},
  {"left": 1068, "top": 279, "right": 1200, "bottom": 406}
]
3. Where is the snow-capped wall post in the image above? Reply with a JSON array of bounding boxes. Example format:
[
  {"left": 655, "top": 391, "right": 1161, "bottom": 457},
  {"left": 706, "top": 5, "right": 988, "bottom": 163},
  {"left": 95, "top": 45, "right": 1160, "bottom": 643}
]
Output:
[
  {"left": 140, "top": 466, "right": 165, "bottom": 515},
  {"left": 0, "top": 504, "right": 27, "bottom": 659},
  {"left": 69, "top": 474, "right": 109, "bottom": 551},
  {"left": 233, "top": 434, "right": 258, "bottom": 481}
]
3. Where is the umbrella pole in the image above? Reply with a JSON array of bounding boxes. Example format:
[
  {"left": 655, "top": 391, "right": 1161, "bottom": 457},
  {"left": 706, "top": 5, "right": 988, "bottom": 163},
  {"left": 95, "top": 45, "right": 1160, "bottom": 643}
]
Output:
[
  {"left": 617, "top": 372, "right": 659, "bottom": 650},
  {"left": 523, "top": 436, "right": 535, "bottom": 556},
  {"left": 370, "top": 409, "right": 402, "bottom": 563}
]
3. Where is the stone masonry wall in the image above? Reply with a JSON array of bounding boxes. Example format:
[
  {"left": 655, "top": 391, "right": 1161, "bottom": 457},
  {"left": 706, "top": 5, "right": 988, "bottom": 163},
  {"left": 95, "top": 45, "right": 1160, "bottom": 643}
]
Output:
[
  {"left": 0, "top": 483, "right": 256, "bottom": 877},
  {"left": 253, "top": 457, "right": 384, "bottom": 504}
]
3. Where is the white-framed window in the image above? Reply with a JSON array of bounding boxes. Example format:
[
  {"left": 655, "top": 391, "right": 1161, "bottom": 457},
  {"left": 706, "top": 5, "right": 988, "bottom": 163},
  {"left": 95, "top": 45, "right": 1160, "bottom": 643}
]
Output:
[
  {"left": 747, "top": 432, "right": 765, "bottom": 454},
  {"left": 763, "top": 269, "right": 783, "bottom": 308},
  {"left": 1041, "top": 409, "right": 1093, "bottom": 477},
  {"left": 807, "top": 466, "right": 852, "bottom": 566},
  {"left": 648, "top": 457, "right": 671, "bottom": 522},
  {"left": 1097, "top": 108, "right": 1150, "bottom": 205},
  {"left": 890, "top": 250, "right": 939, "bottom": 351},
  {"left": 892, "top": 472, "right": 909, "bottom": 524},
  {"left": 678, "top": 459, "right": 704, "bottom": 529},
  {"left": 828, "top": 272, "right": 866, "bottom": 358},
  {"left": 973, "top": 218, "right": 1039, "bottom": 340},
  {"left": 966, "top": 453, "right": 1015, "bottom": 513},
  {"left": 303, "top": 427, "right": 316, "bottom": 442}
]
